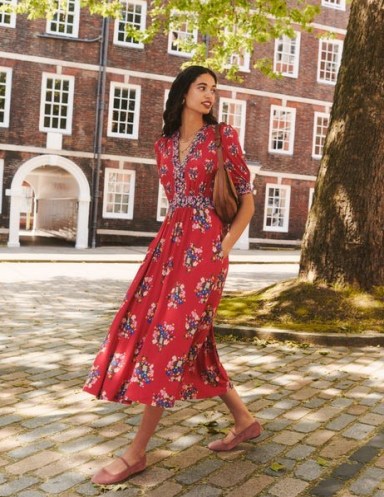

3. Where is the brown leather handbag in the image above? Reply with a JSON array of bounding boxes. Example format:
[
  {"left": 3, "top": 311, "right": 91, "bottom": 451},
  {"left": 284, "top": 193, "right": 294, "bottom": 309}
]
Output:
[{"left": 213, "top": 124, "right": 240, "bottom": 224}]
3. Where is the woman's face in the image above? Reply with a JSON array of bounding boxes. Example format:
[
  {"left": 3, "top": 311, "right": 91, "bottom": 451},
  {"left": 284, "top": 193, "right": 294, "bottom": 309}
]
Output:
[{"left": 183, "top": 73, "right": 217, "bottom": 116}]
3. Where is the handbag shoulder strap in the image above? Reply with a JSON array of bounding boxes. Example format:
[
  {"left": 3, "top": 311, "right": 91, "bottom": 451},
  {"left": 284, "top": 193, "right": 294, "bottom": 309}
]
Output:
[{"left": 215, "top": 123, "right": 224, "bottom": 170}]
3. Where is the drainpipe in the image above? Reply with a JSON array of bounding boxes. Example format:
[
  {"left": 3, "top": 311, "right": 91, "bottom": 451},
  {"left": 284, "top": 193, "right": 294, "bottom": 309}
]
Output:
[{"left": 91, "top": 16, "right": 109, "bottom": 248}]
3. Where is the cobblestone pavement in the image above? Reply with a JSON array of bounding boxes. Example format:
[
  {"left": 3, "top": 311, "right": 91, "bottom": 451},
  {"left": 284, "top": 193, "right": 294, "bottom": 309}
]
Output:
[{"left": 0, "top": 263, "right": 383, "bottom": 497}]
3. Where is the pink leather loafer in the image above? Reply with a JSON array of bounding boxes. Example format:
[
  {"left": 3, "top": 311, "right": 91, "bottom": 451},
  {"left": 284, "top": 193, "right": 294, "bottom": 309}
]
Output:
[
  {"left": 208, "top": 420, "right": 262, "bottom": 451},
  {"left": 91, "top": 455, "right": 146, "bottom": 485}
]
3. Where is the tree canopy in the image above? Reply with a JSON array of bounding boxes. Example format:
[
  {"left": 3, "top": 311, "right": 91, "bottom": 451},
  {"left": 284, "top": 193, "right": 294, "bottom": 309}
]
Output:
[{"left": 5, "top": 0, "right": 320, "bottom": 80}]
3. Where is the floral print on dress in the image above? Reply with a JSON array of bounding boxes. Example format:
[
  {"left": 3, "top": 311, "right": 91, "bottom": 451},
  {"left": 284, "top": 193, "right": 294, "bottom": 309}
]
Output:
[
  {"left": 153, "top": 239, "right": 165, "bottom": 261},
  {"left": 192, "top": 208, "right": 212, "bottom": 233},
  {"left": 114, "top": 380, "right": 130, "bottom": 402},
  {"left": 132, "top": 338, "right": 144, "bottom": 362},
  {"left": 131, "top": 357, "right": 154, "bottom": 387},
  {"left": 84, "top": 365, "right": 100, "bottom": 389},
  {"left": 184, "top": 244, "right": 203, "bottom": 272},
  {"left": 200, "top": 305, "right": 214, "bottom": 330},
  {"left": 96, "top": 337, "right": 109, "bottom": 357},
  {"left": 185, "top": 310, "right": 200, "bottom": 339},
  {"left": 214, "top": 269, "right": 227, "bottom": 293},
  {"left": 167, "top": 283, "right": 186, "bottom": 308},
  {"left": 152, "top": 388, "right": 176, "bottom": 408},
  {"left": 171, "top": 222, "right": 183, "bottom": 244},
  {"left": 181, "top": 384, "right": 198, "bottom": 400},
  {"left": 165, "top": 355, "right": 186, "bottom": 382},
  {"left": 212, "top": 236, "right": 224, "bottom": 262},
  {"left": 134, "top": 276, "right": 153, "bottom": 302},
  {"left": 202, "top": 366, "right": 220, "bottom": 386},
  {"left": 195, "top": 277, "right": 215, "bottom": 304},
  {"left": 162, "top": 258, "right": 174, "bottom": 281},
  {"left": 146, "top": 303, "right": 157, "bottom": 323},
  {"left": 107, "top": 353, "right": 126, "bottom": 379},
  {"left": 152, "top": 322, "right": 175, "bottom": 350},
  {"left": 119, "top": 312, "right": 137, "bottom": 339}
]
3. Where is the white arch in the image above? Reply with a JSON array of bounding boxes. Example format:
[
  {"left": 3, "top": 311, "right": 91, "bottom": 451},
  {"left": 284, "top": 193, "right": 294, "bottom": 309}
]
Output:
[{"left": 8, "top": 155, "right": 91, "bottom": 249}]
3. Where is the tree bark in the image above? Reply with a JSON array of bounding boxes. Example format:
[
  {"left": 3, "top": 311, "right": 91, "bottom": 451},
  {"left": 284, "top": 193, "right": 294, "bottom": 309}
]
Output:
[{"left": 300, "top": 0, "right": 384, "bottom": 290}]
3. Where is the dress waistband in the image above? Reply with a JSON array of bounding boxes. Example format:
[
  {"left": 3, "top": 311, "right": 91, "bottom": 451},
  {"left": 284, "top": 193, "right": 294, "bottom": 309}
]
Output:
[{"left": 168, "top": 195, "right": 214, "bottom": 213}]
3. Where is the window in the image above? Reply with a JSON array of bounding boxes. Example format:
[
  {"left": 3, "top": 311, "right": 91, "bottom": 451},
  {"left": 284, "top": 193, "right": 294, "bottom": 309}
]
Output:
[
  {"left": 321, "top": 0, "right": 346, "bottom": 10},
  {"left": 264, "top": 184, "right": 291, "bottom": 232},
  {"left": 39, "top": 74, "right": 75, "bottom": 134},
  {"left": 46, "top": 0, "right": 80, "bottom": 38},
  {"left": 108, "top": 83, "right": 141, "bottom": 139},
  {"left": 269, "top": 105, "right": 296, "bottom": 155},
  {"left": 317, "top": 40, "right": 343, "bottom": 85},
  {"left": 114, "top": 0, "right": 147, "bottom": 48},
  {"left": 312, "top": 112, "right": 330, "bottom": 159},
  {"left": 219, "top": 98, "right": 246, "bottom": 149},
  {"left": 0, "top": 0, "right": 16, "bottom": 28},
  {"left": 0, "top": 67, "right": 12, "bottom": 128},
  {"left": 168, "top": 15, "right": 198, "bottom": 57},
  {"left": 274, "top": 32, "right": 301, "bottom": 78},
  {"left": 308, "top": 188, "right": 315, "bottom": 211},
  {"left": 227, "top": 51, "right": 250, "bottom": 72},
  {"left": 157, "top": 183, "right": 169, "bottom": 221},
  {"left": 103, "top": 168, "right": 136, "bottom": 219}
]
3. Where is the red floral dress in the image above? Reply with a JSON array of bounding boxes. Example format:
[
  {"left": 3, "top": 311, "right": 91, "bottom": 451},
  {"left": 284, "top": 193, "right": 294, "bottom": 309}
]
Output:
[{"left": 83, "top": 123, "right": 252, "bottom": 408}]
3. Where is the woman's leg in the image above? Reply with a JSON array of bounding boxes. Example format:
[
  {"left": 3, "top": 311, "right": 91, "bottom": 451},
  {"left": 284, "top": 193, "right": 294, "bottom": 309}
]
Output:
[
  {"left": 97, "top": 405, "right": 164, "bottom": 475},
  {"left": 219, "top": 387, "right": 257, "bottom": 438}
]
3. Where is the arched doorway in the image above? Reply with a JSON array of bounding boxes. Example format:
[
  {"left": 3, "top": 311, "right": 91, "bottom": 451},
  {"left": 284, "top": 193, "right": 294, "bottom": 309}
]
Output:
[{"left": 7, "top": 155, "right": 91, "bottom": 249}]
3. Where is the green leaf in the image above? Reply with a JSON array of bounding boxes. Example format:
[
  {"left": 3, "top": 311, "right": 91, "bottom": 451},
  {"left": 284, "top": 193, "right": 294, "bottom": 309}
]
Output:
[
  {"left": 270, "top": 462, "right": 285, "bottom": 472},
  {"left": 317, "top": 457, "right": 330, "bottom": 467}
]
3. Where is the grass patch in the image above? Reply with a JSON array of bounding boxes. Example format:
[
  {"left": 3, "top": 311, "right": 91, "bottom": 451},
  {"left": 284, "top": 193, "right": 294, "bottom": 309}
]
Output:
[{"left": 217, "top": 279, "right": 384, "bottom": 334}]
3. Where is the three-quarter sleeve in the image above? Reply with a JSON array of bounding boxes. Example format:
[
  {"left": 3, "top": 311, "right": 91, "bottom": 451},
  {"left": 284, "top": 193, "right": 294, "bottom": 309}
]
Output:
[{"left": 220, "top": 123, "right": 252, "bottom": 197}]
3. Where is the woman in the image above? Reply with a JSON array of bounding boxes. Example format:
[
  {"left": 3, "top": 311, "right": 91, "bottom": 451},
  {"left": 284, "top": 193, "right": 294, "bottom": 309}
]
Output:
[{"left": 84, "top": 65, "right": 261, "bottom": 486}]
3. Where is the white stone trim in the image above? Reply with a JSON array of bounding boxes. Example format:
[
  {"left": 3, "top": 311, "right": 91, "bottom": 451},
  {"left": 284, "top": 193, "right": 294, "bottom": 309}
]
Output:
[
  {"left": 0, "top": 51, "right": 333, "bottom": 108},
  {"left": 97, "top": 228, "right": 157, "bottom": 237},
  {"left": 0, "top": 143, "right": 157, "bottom": 164}
]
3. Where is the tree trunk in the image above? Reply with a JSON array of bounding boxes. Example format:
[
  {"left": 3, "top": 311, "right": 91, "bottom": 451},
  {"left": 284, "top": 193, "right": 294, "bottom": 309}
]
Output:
[{"left": 299, "top": 0, "right": 384, "bottom": 291}]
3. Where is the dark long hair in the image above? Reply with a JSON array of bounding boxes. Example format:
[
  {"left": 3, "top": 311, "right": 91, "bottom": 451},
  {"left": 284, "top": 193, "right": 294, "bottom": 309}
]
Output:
[{"left": 162, "top": 65, "right": 218, "bottom": 137}]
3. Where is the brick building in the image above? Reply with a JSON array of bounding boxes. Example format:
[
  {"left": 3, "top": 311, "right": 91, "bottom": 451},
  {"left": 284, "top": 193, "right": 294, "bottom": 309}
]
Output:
[{"left": 0, "top": 0, "right": 349, "bottom": 249}]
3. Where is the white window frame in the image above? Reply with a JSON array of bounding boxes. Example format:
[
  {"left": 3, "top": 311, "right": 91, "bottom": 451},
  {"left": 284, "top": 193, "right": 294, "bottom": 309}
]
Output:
[
  {"left": 107, "top": 82, "right": 141, "bottom": 139},
  {"left": 0, "top": 0, "right": 16, "bottom": 28},
  {"left": 273, "top": 32, "right": 301, "bottom": 78},
  {"left": 263, "top": 184, "right": 291, "bottom": 233},
  {"left": 0, "top": 159, "right": 4, "bottom": 214},
  {"left": 39, "top": 73, "right": 75, "bottom": 135},
  {"left": 218, "top": 97, "right": 246, "bottom": 149},
  {"left": 321, "top": 0, "right": 346, "bottom": 10},
  {"left": 46, "top": 0, "right": 80, "bottom": 38},
  {"left": 0, "top": 67, "right": 12, "bottom": 128},
  {"left": 308, "top": 187, "right": 315, "bottom": 211},
  {"left": 167, "top": 14, "right": 198, "bottom": 57},
  {"left": 102, "top": 168, "right": 136, "bottom": 219},
  {"left": 157, "top": 182, "right": 168, "bottom": 221},
  {"left": 113, "top": 0, "right": 147, "bottom": 49},
  {"left": 268, "top": 105, "right": 296, "bottom": 155},
  {"left": 317, "top": 39, "right": 343, "bottom": 85},
  {"left": 312, "top": 112, "right": 330, "bottom": 159},
  {"left": 227, "top": 51, "right": 251, "bottom": 73}
]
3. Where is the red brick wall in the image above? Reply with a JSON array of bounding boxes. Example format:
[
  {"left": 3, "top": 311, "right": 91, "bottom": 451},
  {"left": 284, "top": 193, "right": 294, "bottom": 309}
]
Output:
[{"left": 0, "top": 2, "right": 349, "bottom": 244}]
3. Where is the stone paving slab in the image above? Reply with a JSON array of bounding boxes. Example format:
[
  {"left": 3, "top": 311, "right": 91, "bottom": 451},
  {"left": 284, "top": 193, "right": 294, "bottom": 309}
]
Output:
[{"left": 0, "top": 264, "right": 383, "bottom": 497}]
